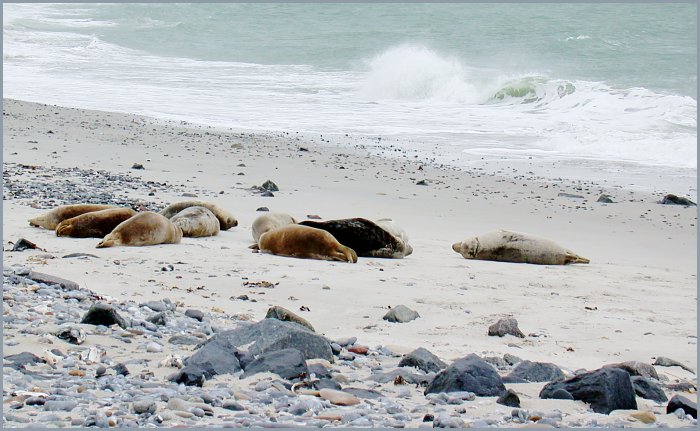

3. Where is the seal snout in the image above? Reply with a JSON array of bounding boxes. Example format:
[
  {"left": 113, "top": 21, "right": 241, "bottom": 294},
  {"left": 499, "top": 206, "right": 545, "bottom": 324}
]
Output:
[{"left": 451, "top": 242, "right": 461, "bottom": 253}]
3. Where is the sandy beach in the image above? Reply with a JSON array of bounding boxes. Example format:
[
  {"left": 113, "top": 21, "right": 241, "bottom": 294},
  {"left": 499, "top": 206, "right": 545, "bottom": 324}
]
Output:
[{"left": 2, "top": 98, "right": 697, "bottom": 427}]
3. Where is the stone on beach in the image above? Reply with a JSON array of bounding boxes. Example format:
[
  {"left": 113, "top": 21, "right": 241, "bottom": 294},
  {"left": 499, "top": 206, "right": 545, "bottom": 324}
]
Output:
[
  {"left": 81, "top": 303, "right": 128, "bottom": 328},
  {"left": 425, "top": 354, "right": 506, "bottom": 397},
  {"left": 630, "top": 376, "right": 667, "bottom": 403},
  {"left": 319, "top": 388, "right": 361, "bottom": 406},
  {"left": 240, "top": 348, "right": 309, "bottom": 380},
  {"left": 398, "top": 347, "right": 447, "bottom": 373},
  {"left": 265, "top": 305, "right": 315, "bottom": 332},
  {"left": 506, "top": 360, "right": 565, "bottom": 382},
  {"left": 666, "top": 394, "right": 697, "bottom": 419},
  {"left": 488, "top": 317, "right": 525, "bottom": 338},
  {"left": 383, "top": 305, "right": 420, "bottom": 323}
]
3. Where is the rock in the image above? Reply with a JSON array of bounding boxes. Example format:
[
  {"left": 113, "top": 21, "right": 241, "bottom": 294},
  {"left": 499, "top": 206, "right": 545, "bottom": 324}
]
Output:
[
  {"left": 184, "top": 339, "right": 242, "bottom": 379},
  {"left": 659, "top": 194, "right": 696, "bottom": 206},
  {"left": 62, "top": 253, "right": 99, "bottom": 259},
  {"left": 332, "top": 337, "right": 357, "bottom": 347},
  {"left": 319, "top": 388, "right": 361, "bottom": 406},
  {"left": 4, "top": 352, "right": 46, "bottom": 369},
  {"left": 496, "top": 389, "right": 521, "bottom": 407},
  {"left": 398, "top": 347, "right": 447, "bottom": 373},
  {"left": 44, "top": 401, "right": 78, "bottom": 411},
  {"left": 261, "top": 190, "right": 274, "bottom": 197},
  {"left": 146, "top": 312, "right": 167, "bottom": 326},
  {"left": 27, "top": 270, "right": 79, "bottom": 290},
  {"left": 488, "top": 318, "right": 525, "bottom": 338},
  {"left": 558, "top": 192, "right": 584, "bottom": 199},
  {"left": 308, "top": 363, "right": 332, "bottom": 379},
  {"left": 265, "top": 306, "right": 315, "bottom": 332},
  {"left": 503, "top": 353, "right": 522, "bottom": 365},
  {"left": 133, "top": 398, "right": 157, "bottom": 414},
  {"left": 597, "top": 194, "right": 614, "bottom": 203},
  {"left": 425, "top": 354, "right": 506, "bottom": 397},
  {"left": 540, "top": 368, "right": 637, "bottom": 414},
  {"left": 114, "top": 363, "right": 130, "bottom": 376},
  {"left": 241, "top": 348, "right": 309, "bottom": 380},
  {"left": 140, "top": 299, "right": 174, "bottom": 313},
  {"left": 171, "top": 365, "right": 206, "bottom": 386},
  {"left": 312, "top": 378, "right": 342, "bottom": 390},
  {"left": 416, "top": 180, "right": 428, "bottom": 186},
  {"left": 348, "top": 345, "right": 368, "bottom": 355},
  {"left": 654, "top": 356, "right": 695, "bottom": 373},
  {"left": 341, "top": 388, "right": 383, "bottom": 399},
  {"left": 182, "top": 192, "right": 198, "bottom": 197},
  {"left": 222, "top": 400, "right": 245, "bottom": 411},
  {"left": 261, "top": 180, "right": 279, "bottom": 192},
  {"left": 507, "top": 360, "right": 565, "bottom": 382},
  {"left": 604, "top": 361, "right": 659, "bottom": 379},
  {"left": 383, "top": 305, "right": 420, "bottom": 323},
  {"left": 200, "top": 318, "right": 333, "bottom": 363},
  {"left": 629, "top": 411, "right": 656, "bottom": 424},
  {"left": 256, "top": 207, "right": 269, "bottom": 212},
  {"left": 185, "top": 309, "right": 205, "bottom": 322},
  {"left": 666, "top": 395, "right": 697, "bottom": 418},
  {"left": 168, "top": 335, "right": 204, "bottom": 345},
  {"left": 11, "top": 238, "right": 41, "bottom": 252},
  {"left": 132, "top": 163, "right": 144, "bottom": 170},
  {"left": 371, "top": 368, "right": 434, "bottom": 386},
  {"left": 146, "top": 342, "right": 163, "bottom": 353},
  {"left": 432, "top": 413, "right": 464, "bottom": 428},
  {"left": 630, "top": 376, "right": 667, "bottom": 402},
  {"left": 81, "top": 303, "right": 128, "bottom": 328}
]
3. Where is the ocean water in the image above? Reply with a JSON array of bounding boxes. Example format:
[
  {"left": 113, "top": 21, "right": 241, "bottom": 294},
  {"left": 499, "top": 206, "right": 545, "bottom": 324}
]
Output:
[{"left": 3, "top": 3, "right": 697, "bottom": 174}]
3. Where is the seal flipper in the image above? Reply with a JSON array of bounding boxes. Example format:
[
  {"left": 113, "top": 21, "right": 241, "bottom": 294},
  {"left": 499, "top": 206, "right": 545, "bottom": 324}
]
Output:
[{"left": 565, "top": 252, "right": 590, "bottom": 264}]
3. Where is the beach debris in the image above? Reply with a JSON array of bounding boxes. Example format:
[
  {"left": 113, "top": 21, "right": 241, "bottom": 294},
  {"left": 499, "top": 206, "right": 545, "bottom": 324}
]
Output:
[
  {"left": 398, "top": 347, "right": 447, "bottom": 373},
  {"left": 659, "top": 194, "right": 696, "bottom": 206},
  {"left": 9, "top": 238, "right": 42, "bottom": 252},
  {"left": 62, "top": 252, "right": 99, "bottom": 259},
  {"left": 654, "top": 356, "right": 695, "bottom": 373},
  {"left": 667, "top": 394, "right": 697, "bottom": 418},
  {"left": 597, "top": 194, "right": 614, "bottom": 203},
  {"left": 80, "top": 346, "right": 106, "bottom": 364},
  {"left": 505, "top": 360, "right": 565, "bottom": 382},
  {"left": 55, "top": 326, "right": 87, "bottom": 345},
  {"left": 131, "top": 163, "right": 144, "bottom": 170},
  {"left": 81, "top": 303, "right": 128, "bottom": 328},
  {"left": 425, "top": 354, "right": 505, "bottom": 396},
  {"left": 383, "top": 305, "right": 420, "bottom": 323},
  {"left": 265, "top": 305, "right": 315, "bottom": 332},
  {"left": 540, "top": 367, "right": 637, "bottom": 414},
  {"left": 496, "top": 388, "right": 521, "bottom": 407},
  {"left": 488, "top": 317, "right": 525, "bottom": 338},
  {"left": 630, "top": 376, "right": 668, "bottom": 402}
]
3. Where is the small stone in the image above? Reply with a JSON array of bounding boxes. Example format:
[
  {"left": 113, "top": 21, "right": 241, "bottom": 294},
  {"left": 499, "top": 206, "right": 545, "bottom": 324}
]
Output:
[
  {"left": 44, "top": 400, "right": 78, "bottom": 411},
  {"left": 261, "top": 190, "right": 274, "bottom": 197},
  {"left": 348, "top": 345, "right": 368, "bottom": 355},
  {"left": 96, "top": 365, "right": 107, "bottom": 377},
  {"left": 416, "top": 180, "right": 428, "bottom": 186},
  {"left": 223, "top": 400, "right": 245, "bottom": 411},
  {"left": 319, "top": 388, "right": 361, "bottom": 406},
  {"left": 81, "top": 303, "right": 127, "bottom": 328},
  {"left": 497, "top": 388, "right": 521, "bottom": 407},
  {"left": 261, "top": 180, "right": 279, "bottom": 192},
  {"left": 25, "top": 396, "right": 46, "bottom": 406},
  {"left": 597, "top": 194, "right": 614, "bottom": 203},
  {"left": 132, "top": 163, "right": 144, "bottom": 170},
  {"left": 182, "top": 192, "right": 198, "bottom": 197},
  {"left": 146, "top": 342, "right": 163, "bottom": 353},
  {"left": 133, "top": 398, "right": 157, "bottom": 414},
  {"left": 383, "top": 305, "right": 420, "bottom": 323},
  {"left": 659, "top": 194, "right": 696, "bottom": 206},
  {"left": 488, "top": 318, "right": 525, "bottom": 338},
  {"left": 114, "top": 363, "right": 130, "bottom": 376},
  {"left": 256, "top": 207, "right": 269, "bottom": 212},
  {"left": 68, "top": 369, "right": 86, "bottom": 377},
  {"left": 558, "top": 192, "right": 584, "bottom": 199},
  {"left": 265, "top": 305, "right": 315, "bottom": 331},
  {"left": 629, "top": 411, "right": 656, "bottom": 424},
  {"left": 399, "top": 347, "right": 447, "bottom": 373},
  {"left": 667, "top": 394, "right": 697, "bottom": 418},
  {"left": 333, "top": 337, "right": 357, "bottom": 347},
  {"left": 185, "top": 309, "right": 205, "bottom": 322},
  {"left": 171, "top": 365, "right": 206, "bottom": 387}
]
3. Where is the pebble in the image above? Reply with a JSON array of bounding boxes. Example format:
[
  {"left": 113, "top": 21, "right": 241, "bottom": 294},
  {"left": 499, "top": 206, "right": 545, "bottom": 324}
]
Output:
[
  {"left": 146, "top": 342, "right": 163, "bottom": 353},
  {"left": 133, "top": 398, "right": 157, "bottom": 414},
  {"left": 319, "top": 389, "right": 361, "bottom": 406}
]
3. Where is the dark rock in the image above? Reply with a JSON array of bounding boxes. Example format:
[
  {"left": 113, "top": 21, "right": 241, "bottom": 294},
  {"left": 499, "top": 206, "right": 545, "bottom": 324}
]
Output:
[
  {"left": 131, "top": 163, "right": 144, "bottom": 170},
  {"left": 666, "top": 394, "right": 697, "bottom": 418},
  {"left": 182, "top": 192, "right": 198, "bottom": 197},
  {"left": 223, "top": 400, "right": 245, "bottom": 411},
  {"left": 265, "top": 306, "right": 314, "bottom": 332},
  {"left": 312, "top": 378, "right": 342, "bottom": 390},
  {"left": 62, "top": 253, "right": 99, "bottom": 259},
  {"left": 25, "top": 396, "right": 46, "bottom": 406},
  {"left": 10, "top": 238, "right": 41, "bottom": 252},
  {"left": 372, "top": 368, "right": 434, "bottom": 386},
  {"left": 168, "top": 335, "right": 205, "bottom": 345},
  {"left": 306, "top": 214, "right": 322, "bottom": 220},
  {"left": 146, "top": 312, "right": 168, "bottom": 326},
  {"left": 496, "top": 389, "right": 520, "bottom": 407},
  {"left": 256, "top": 207, "right": 269, "bottom": 212},
  {"left": 261, "top": 180, "right": 279, "bottom": 192},
  {"left": 260, "top": 190, "right": 274, "bottom": 197},
  {"left": 27, "top": 271, "right": 79, "bottom": 290},
  {"left": 55, "top": 326, "right": 87, "bottom": 345},
  {"left": 503, "top": 353, "right": 522, "bottom": 365},
  {"left": 488, "top": 318, "right": 525, "bottom": 338},
  {"left": 4, "top": 352, "right": 46, "bottom": 369},
  {"left": 501, "top": 375, "right": 528, "bottom": 384},
  {"left": 140, "top": 299, "right": 174, "bottom": 313},
  {"left": 308, "top": 363, "right": 332, "bottom": 379},
  {"left": 185, "top": 309, "right": 205, "bottom": 322},
  {"left": 383, "top": 305, "right": 420, "bottom": 323},
  {"left": 342, "top": 387, "right": 383, "bottom": 399},
  {"left": 95, "top": 366, "right": 107, "bottom": 377},
  {"left": 201, "top": 318, "right": 333, "bottom": 362},
  {"left": 659, "top": 194, "right": 696, "bottom": 206},
  {"left": 558, "top": 192, "right": 584, "bottom": 199},
  {"left": 185, "top": 338, "right": 242, "bottom": 379},
  {"left": 549, "top": 388, "right": 574, "bottom": 400},
  {"left": 241, "top": 348, "right": 308, "bottom": 380},
  {"left": 483, "top": 356, "right": 508, "bottom": 370},
  {"left": 423, "top": 414, "right": 434, "bottom": 422},
  {"left": 399, "top": 347, "right": 447, "bottom": 373},
  {"left": 597, "top": 194, "right": 614, "bottom": 203},
  {"left": 171, "top": 365, "right": 206, "bottom": 387},
  {"left": 330, "top": 343, "right": 342, "bottom": 355},
  {"left": 604, "top": 361, "right": 659, "bottom": 379},
  {"left": 416, "top": 180, "right": 428, "bottom": 186},
  {"left": 80, "top": 303, "right": 127, "bottom": 328},
  {"left": 507, "top": 360, "right": 565, "bottom": 382},
  {"left": 540, "top": 368, "right": 637, "bottom": 414},
  {"left": 631, "top": 376, "right": 668, "bottom": 403},
  {"left": 114, "top": 363, "right": 130, "bottom": 376},
  {"left": 425, "top": 354, "right": 506, "bottom": 397},
  {"left": 654, "top": 356, "right": 695, "bottom": 373}
]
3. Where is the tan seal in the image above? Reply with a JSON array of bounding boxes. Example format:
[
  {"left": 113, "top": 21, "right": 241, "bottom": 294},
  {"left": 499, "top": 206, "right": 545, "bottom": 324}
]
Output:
[
  {"left": 170, "top": 206, "right": 220, "bottom": 237},
  {"left": 56, "top": 208, "right": 137, "bottom": 238},
  {"left": 29, "top": 204, "right": 117, "bottom": 230},
  {"left": 96, "top": 212, "right": 182, "bottom": 248},
  {"left": 159, "top": 200, "right": 238, "bottom": 230},
  {"left": 258, "top": 224, "right": 357, "bottom": 263},
  {"left": 251, "top": 212, "right": 297, "bottom": 243},
  {"left": 452, "top": 229, "right": 589, "bottom": 265}
]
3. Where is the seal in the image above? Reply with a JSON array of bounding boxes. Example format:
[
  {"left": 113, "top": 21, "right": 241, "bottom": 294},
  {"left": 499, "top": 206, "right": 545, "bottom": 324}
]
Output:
[
  {"left": 29, "top": 204, "right": 117, "bottom": 230},
  {"left": 159, "top": 200, "right": 238, "bottom": 230},
  {"left": 96, "top": 212, "right": 182, "bottom": 248},
  {"left": 252, "top": 212, "right": 297, "bottom": 243},
  {"left": 258, "top": 224, "right": 357, "bottom": 263},
  {"left": 56, "top": 208, "right": 137, "bottom": 238},
  {"left": 170, "top": 206, "right": 220, "bottom": 237},
  {"left": 298, "top": 217, "right": 412, "bottom": 258},
  {"left": 452, "top": 230, "right": 590, "bottom": 265}
]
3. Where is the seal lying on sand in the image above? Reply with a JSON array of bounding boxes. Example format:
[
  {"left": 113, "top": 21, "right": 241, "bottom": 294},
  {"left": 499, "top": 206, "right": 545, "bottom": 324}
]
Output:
[
  {"left": 252, "top": 212, "right": 297, "bottom": 243},
  {"left": 298, "top": 218, "right": 412, "bottom": 258},
  {"left": 56, "top": 208, "right": 136, "bottom": 238},
  {"left": 452, "top": 230, "right": 589, "bottom": 265},
  {"left": 170, "top": 206, "right": 220, "bottom": 237},
  {"left": 96, "top": 212, "right": 182, "bottom": 248},
  {"left": 159, "top": 200, "right": 238, "bottom": 230},
  {"left": 258, "top": 224, "right": 357, "bottom": 263},
  {"left": 29, "top": 204, "right": 117, "bottom": 230}
]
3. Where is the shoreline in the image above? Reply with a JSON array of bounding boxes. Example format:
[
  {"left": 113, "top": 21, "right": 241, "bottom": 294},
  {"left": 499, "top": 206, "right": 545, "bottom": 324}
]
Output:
[{"left": 2, "top": 98, "right": 697, "bottom": 427}]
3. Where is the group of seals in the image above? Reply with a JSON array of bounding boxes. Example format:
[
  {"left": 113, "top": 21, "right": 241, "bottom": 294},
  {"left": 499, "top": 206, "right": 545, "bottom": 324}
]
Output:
[{"left": 28, "top": 200, "right": 237, "bottom": 248}]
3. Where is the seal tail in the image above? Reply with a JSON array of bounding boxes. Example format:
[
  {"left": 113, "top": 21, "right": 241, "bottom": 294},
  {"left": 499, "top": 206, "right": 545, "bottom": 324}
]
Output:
[{"left": 566, "top": 253, "right": 590, "bottom": 264}]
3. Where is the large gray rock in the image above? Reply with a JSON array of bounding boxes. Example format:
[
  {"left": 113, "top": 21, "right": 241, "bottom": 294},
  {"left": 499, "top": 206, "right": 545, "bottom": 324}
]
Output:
[
  {"left": 199, "top": 319, "right": 332, "bottom": 362},
  {"left": 383, "top": 305, "right": 420, "bottom": 323},
  {"left": 507, "top": 360, "right": 565, "bottom": 382},
  {"left": 666, "top": 395, "right": 697, "bottom": 418},
  {"left": 425, "top": 354, "right": 506, "bottom": 397},
  {"left": 241, "top": 348, "right": 309, "bottom": 380},
  {"left": 603, "top": 361, "right": 659, "bottom": 379},
  {"left": 185, "top": 338, "right": 242, "bottom": 378},
  {"left": 631, "top": 376, "right": 667, "bottom": 403},
  {"left": 398, "top": 347, "right": 447, "bottom": 373},
  {"left": 540, "top": 368, "right": 637, "bottom": 414}
]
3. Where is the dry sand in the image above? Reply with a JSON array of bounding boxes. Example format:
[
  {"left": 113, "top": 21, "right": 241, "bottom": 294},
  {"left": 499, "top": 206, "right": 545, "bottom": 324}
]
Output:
[{"left": 2, "top": 99, "right": 697, "bottom": 426}]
